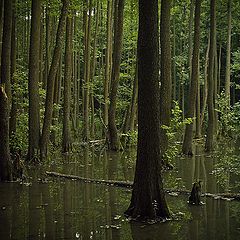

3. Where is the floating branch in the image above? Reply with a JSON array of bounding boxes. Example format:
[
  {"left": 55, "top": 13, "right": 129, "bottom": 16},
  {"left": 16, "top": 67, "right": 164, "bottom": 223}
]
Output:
[{"left": 46, "top": 171, "right": 240, "bottom": 201}]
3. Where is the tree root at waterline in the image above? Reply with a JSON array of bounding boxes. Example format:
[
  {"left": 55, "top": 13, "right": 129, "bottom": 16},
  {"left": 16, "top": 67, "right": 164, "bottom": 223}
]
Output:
[{"left": 45, "top": 171, "right": 240, "bottom": 201}]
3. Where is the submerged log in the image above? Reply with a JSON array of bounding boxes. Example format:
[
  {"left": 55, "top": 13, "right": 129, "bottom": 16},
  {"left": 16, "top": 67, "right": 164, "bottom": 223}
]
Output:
[{"left": 45, "top": 171, "right": 240, "bottom": 201}]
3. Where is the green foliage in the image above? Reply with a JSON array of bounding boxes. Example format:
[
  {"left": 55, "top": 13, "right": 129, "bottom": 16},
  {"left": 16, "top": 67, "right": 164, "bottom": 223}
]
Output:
[
  {"left": 216, "top": 92, "right": 240, "bottom": 140},
  {"left": 162, "top": 101, "right": 192, "bottom": 163},
  {"left": 10, "top": 69, "right": 29, "bottom": 155}
]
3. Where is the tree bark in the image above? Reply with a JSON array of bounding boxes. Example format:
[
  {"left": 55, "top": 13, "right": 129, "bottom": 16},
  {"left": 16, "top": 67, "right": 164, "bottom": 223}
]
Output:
[
  {"left": 0, "top": 85, "right": 12, "bottom": 181},
  {"left": 40, "top": 0, "right": 69, "bottom": 158},
  {"left": 82, "top": 0, "right": 92, "bottom": 142},
  {"left": 224, "top": 0, "right": 232, "bottom": 105},
  {"left": 1, "top": 0, "right": 12, "bottom": 104},
  {"left": 108, "top": 0, "right": 125, "bottom": 151},
  {"left": 62, "top": 16, "right": 73, "bottom": 153},
  {"left": 27, "top": 0, "right": 41, "bottom": 161},
  {"left": 182, "top": 0, "right": 201, "bottom": 156},
  {"left": 159, "top": 0, "right": 172, "bottom": 159},
  {"left": 9, "top": 0, "right": 17, "bottom": 137},
  {"left": 125, "top": 0, "right": 170, "bottom": 221},
  {"left": 103, "top": 0, "right": 113, "bottom": 136},
  {"left": 205, "top": 0, "right": 216, "bottom": 152}
]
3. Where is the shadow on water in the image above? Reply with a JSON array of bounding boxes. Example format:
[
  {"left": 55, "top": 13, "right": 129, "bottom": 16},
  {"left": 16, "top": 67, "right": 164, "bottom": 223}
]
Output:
[{"left": 1, "top": 145, "right": 240, "bottom": 239}]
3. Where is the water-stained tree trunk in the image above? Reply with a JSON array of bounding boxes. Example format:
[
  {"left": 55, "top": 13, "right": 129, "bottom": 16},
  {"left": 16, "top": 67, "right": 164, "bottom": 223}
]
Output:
[
  {"left": 40, "top": 0, "right": 69, "bottom": 158},
  {"left": 27, "top": 0, "right": 41, "bottom": 161},
  {"left": 182, "top": 0, "right": 201, "bottom": 156},
  {"left": 125, "top": 0, "right": 170, "bottom": 221},
  {"left": 108, "top": 0, "right": 125, "bottom": 151}
]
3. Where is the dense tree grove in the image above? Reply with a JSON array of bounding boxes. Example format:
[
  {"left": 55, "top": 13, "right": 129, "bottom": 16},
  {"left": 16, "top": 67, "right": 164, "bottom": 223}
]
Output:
[{"left": 1, "top": 0, "right": 240, "bottom": 221}]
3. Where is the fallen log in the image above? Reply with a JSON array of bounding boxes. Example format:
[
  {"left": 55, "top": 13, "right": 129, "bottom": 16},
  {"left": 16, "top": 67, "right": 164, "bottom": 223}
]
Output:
[{"left": 45, "top": 171, "right": 240, "bottom": 201}]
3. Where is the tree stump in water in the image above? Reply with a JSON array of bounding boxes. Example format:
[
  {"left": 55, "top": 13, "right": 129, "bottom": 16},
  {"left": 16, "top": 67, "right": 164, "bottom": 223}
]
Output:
[{"left": 189, "top": 181, "right": 202, "bottom": 205}]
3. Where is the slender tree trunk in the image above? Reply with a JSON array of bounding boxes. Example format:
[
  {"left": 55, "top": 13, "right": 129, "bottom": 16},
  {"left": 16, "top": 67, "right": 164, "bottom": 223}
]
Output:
[
  {"left": 125, "top": 0, "right": 170, "bottom": 221},
  {"left": 205, "top": 0, "right": 216, "bottom": 152},
  {"left": 62, "top": 17, "right": 73, "bottom": 153},
  {"left": 27, "top": 0, "right": 41, "bottom": 161},
  {"left": 225, "top": 0, "right": 232, "bottom": 105},
  {"left": 200, "top": 34, "right": 210, "bottom": 128},
  {"left": 9, "top": 0, "right": 17, "bottom": 137},
  {"left": 1, "top": 0, "right": 12, "bottom": 104},
  {"left": 188, "top": 0, "right": 194, "bottom": 81},
  {"left": 196, "top": 56, "right": 201, "bottom": 138},
  {"left": 218, "top": 44, "right": 222, "bottom": 95},
  {"left": 172, "top": 12, "right": 177, "bottom": 101},
  {"left": 43, "top": 8, "right": 51, "bottom": 89},
  {"left": 103, "top": 0, "right": 113, "bottom": 135},
  {"left": 159, "top": 0, "right": 172, "bottom": 158},
  {"left": 90, "top": 0, "right": 100, "bottom": 139},
  {"left": 108, "top": 0, "right": 125, "bottom": 151},
  {"left": 82, "top": 0, "right": 92, "bottom": 142},
  {"left": 182, "top": 0, "right": 201, "bottom": 156},
  {"left": 40, "top": 0, "right": 69, "bottom": 158},
  {"left": 129, "top": 63, "right": 138, "bottom": 131},
  {"left": 0, "top": 0, "right": 4, "bottom": 61},
  {"left": 0, "top": 85, "right": 12, "bottom": 181}
]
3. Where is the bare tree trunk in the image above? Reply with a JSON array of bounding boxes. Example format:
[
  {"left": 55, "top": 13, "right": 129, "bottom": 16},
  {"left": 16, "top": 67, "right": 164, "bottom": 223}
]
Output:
[
  {"left": 108, "top": 0, "right": 125, "bottom": 151},
  {"left": 205, "top": 0, "right": 216, "bottom": 152},
  {"left": 62, "top": 17, "right": 73, "bottom": 153},
  {"left": 125, "top": 0, "right": 170, "bottom": 221},
  {"left": 40, "top": 0, "right": 69, "bottom": 158},
  {"left": 0, "top": 85, "right": 12, "bottom": 181},
  {"left": 1, "top": 0, "right": 12, "bottom": 104},
  {"left": 90, "top": 0, "right": 100, "bottom": 139},
  {"left": 9, "top": 0, "right": 17, "bottom": 137},
  {"left": 27, "top": 0, "right": 41, "bottom": 161},
  {"left": 200, "top": 34, "right": 210, "bottom": 128},
  {"left": 103, "top": 0, "right": 113, "bottom": 136},
  {"left": 224, "top": 0, "right": 232, "bottom": 104},
  {"left": 159, "top": 0, "right": 172, "bottom": 158},
  {"left": 82, "top": 0, "right": 92, "bottom": 142},
  {"left": 182, "top": 0, "right": 201, "bottom": 155}
]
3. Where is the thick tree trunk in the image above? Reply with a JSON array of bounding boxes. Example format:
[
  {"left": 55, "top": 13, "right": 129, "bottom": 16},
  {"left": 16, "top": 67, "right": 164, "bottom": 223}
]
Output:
[
  {"left": 40, "top": 0, "right": 69, "bottom": 158},
  {"left": 159, "top": 0, "right": 172, "bottom": 159},
  {"left": 1, "top": 0, "right": 12, "bottom": 104},
  {"left": 62, "top": 17, "right": 73, "bottom": 153},
  {"left": 108, "top": 0, "right": 125, "bottom": 151},
  {"left": 125, "top": 0, "right": 170, "bottom": 221},
  {"left": 205, "top": 0, "right": 216, "bottom": 152},
  {"left": 0, "top": 85, "right": 12, "bottom": 181},
  {"left": 27, "top": 0, "right": 41, "bottom": 161},
  {"left": 182, "top": 0, "right": 201, "bottom": 156}
]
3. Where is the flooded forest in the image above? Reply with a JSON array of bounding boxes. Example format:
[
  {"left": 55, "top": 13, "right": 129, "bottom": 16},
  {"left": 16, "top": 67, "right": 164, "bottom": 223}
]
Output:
[{"left": 1, "top": 0, "right": 240, "bottom": 239}]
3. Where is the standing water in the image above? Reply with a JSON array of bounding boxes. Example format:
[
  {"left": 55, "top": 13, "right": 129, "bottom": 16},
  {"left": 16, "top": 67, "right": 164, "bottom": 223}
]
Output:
[{"left": 0, "top": 145, "right": 240, "bottom": 239}]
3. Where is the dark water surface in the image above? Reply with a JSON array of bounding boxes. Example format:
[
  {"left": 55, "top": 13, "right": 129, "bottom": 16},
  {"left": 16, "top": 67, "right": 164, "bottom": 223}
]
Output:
[{"left": 0, "top": 146, "right": 240, "bottom": 240}]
